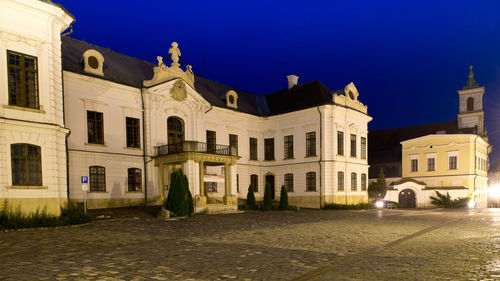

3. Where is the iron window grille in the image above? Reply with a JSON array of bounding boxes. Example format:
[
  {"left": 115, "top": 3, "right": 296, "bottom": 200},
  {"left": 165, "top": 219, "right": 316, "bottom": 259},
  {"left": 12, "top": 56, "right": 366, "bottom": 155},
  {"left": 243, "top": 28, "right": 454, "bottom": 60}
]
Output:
[
  {"left": 306, "top": 172, "right": 316, "bottom": 191},
  {"left": 351, "top": 172, "right": 357, "bottom": 191},
  {"left": 90, "top": 166, "right": 106, "bottom": 191},
  {"left": 127, "top": 168, "right": 142, "bottom": 191},
  {"left": 284, "top": 135, "right": 293, "bottom": 159},
  {"left": 338, "top": 171, "right": 344, "bottom": 190},
  {"left": 284, "top": 173, "right": 294, "bottom": 192},
  {"left": 306, "top": 132, "right": 316, "bottom": 157},
  {"left": 11, "top": 143, "right": 42, "bottom": 186}
]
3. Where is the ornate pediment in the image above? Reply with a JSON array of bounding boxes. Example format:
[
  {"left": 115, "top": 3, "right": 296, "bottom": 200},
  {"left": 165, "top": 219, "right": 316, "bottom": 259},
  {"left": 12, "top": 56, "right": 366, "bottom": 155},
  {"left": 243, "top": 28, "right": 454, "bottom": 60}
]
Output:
[{"left": 143, "top": 42, "right": 195, "bottom": 88}]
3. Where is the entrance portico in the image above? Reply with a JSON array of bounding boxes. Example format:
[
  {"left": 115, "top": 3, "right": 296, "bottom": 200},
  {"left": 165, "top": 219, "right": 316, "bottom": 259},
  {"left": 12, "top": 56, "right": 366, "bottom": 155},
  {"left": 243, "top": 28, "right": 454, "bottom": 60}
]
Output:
[{"left": 154, "top": 141, "right": 239, "bottom": 213}]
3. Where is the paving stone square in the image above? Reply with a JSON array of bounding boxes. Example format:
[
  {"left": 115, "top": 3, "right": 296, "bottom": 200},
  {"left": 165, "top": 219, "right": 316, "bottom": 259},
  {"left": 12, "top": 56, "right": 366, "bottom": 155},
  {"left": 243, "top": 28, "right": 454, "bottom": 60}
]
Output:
[{"left": 0, "top": 209, "right": 498, "bottom": 280}]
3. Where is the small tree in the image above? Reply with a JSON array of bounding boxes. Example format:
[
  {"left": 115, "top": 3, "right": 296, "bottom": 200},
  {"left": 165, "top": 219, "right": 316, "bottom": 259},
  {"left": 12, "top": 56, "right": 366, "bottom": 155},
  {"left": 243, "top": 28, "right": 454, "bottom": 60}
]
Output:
[
  {"left": 279, "top": 185, "right": 289, "bottom": 210},
  {"left": 368, "top": 168, "right": 387, "bottom": 200},
  {"left": 263, "top": 183, "right": 272, "bottom": 211},
  {"left": 246, "top": 185, "right": 257, "bottom": 210}
]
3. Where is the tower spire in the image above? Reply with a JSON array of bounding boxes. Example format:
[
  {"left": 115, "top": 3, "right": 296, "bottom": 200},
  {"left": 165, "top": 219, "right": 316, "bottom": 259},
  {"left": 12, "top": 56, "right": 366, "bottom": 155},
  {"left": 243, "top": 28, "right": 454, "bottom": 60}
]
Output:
[{"left": 463, "top": 64, "right": 479, "bottom": 89}]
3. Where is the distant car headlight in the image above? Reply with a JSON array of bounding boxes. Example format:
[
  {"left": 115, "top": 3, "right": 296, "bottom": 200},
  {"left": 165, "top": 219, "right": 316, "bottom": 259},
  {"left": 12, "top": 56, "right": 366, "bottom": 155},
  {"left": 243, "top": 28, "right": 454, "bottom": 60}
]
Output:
[
  {"left": 468, "top": 201, "right": 475, "bottom": 208},
  {"left": 375, "top": 201, "right": 384, "bottom": 208}
]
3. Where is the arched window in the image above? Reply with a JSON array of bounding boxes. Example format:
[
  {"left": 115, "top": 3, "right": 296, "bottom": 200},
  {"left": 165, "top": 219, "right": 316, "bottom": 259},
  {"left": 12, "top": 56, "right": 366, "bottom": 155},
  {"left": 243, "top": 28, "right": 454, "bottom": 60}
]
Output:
[
  {"left": 167, "top": 117, "right": 184, "bottom": 144},
  {"left": 351, "top": 173, "right": 357, "bottom": 191},
  {"left": 250, "top": 174, "right": 258, "bottom": 192},
  {"left": 467, "top": 97, "right": 474, "bottom": 112},
  {"left": 11, "top": 143, "right": 41, "bottom": 186},
  {"left": 128, "top": 168, "right": 142, "bottom": 191},
  {"left": 338, "top": 171, "right": 344, "bottom": 190},
  {"left": 306, "top": 172, "right": 316, "bottom": 191},
  {"left": 89, "top": 166, "right": 106, "bottom": 191},
  {"left": 284, "top": 173, "right": 294, "bottom": 192}
]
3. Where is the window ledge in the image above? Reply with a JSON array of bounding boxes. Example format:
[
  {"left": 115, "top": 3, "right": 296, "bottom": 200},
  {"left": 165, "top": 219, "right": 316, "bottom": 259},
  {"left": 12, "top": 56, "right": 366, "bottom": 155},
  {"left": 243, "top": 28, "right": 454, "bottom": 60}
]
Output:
[
  {"left": 88, "top": 191, "right": 108, "bottom": 193},
  {"left": 2, "top": 104, "right": 45, "bottom": 114},
  {"left": 305, "top": 190, "right": 317, "bottom": 192},
  {"left": 283, "top": 157, "right": 295, "bottom": 160},
  {"left": 305, "top": 155, "right": 317, "bottom": 158},
  {"left": 127, "top": 190, "right": 143, "bottom": 193},
  {"left": 6, "top": 185, "right": 47, "bottom": 189},
  {"left": 249, "top": 159, "right": 258, "bottom": 161},
  {"left": 85, "top": 143, "right": 107, "bottom": 147},
  {"left": 124, "top": 147, "right": 142, "bottom": 150},
  {"left": 263, "top": 159, "right": 275, "bottom": 162}
]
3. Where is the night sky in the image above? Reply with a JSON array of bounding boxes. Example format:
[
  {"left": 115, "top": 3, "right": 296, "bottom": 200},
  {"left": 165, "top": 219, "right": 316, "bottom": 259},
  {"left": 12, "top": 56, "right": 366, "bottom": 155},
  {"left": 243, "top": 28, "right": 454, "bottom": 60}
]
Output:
[{"left": 55, "top": 0, "right": 500, "bottom": 162}]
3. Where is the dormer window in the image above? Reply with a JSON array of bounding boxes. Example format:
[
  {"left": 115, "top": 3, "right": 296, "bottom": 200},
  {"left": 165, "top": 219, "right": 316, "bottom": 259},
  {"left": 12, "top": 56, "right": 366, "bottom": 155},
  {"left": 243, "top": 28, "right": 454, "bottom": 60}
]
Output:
[
  {"left": 83, "top": 49, "right": 104, "bottom": 76},
  {"left": 226, "top": 90, "right": 238, "bottom": 109}
]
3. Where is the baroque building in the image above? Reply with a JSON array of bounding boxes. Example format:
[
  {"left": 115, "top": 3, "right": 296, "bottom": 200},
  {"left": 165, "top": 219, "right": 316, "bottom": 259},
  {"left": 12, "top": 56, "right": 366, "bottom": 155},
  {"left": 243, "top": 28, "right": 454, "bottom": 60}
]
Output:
[
  {"left": 0, "top": 0, "right": 372, "bottom": 214},
  {"left": 369, "top": 66, "right": 490, "bottom": 208}
]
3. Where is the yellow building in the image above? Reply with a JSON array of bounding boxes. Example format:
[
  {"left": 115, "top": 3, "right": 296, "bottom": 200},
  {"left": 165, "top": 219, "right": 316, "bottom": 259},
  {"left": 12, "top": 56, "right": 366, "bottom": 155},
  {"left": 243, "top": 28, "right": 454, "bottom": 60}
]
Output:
[{"left": 370, "top": 65, "right": 491, "bottom": 208}]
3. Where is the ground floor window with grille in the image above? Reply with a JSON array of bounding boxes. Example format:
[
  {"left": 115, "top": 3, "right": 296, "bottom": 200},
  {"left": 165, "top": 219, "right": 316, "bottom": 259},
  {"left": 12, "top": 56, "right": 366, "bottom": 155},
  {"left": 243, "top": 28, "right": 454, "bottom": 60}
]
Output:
[
  {"left": 449, "top": 156, "right": 457, "bottom": 170},
  {"left": 128, "top": 168, "right": 142, "bottom": 191},
  {"left": 306, "top": 172, "right": 316, "bottom": 191},
  {"left": 11, "top": 143, "right": 42, "bottom": 186},
  {"left": 338, "top": 171, "right": 344, "bottom": 190},
  {"left": 361, "top": 173, "right": 367, "bottom": 190},
  {"left": 250, "top": 174, "right": 258, "bottom": 192},
  {"left": 206, "top": 182, "right": 217, "bottom": 192},
  {"left": 90, "top": 166, "right": 106, "bottom": 191},
  {"left": 351, "top": 173, "right": 357, "bottom": 190},
  {"left": 284, "top": 173, "right": 294, "bottom": 192}
]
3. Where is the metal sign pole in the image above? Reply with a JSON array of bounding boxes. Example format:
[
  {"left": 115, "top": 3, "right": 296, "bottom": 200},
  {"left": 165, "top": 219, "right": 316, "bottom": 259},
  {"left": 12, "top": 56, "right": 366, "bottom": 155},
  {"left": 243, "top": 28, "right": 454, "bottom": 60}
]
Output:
[{"left": 84, "top": 188, "right": 87, "bottom": 214}]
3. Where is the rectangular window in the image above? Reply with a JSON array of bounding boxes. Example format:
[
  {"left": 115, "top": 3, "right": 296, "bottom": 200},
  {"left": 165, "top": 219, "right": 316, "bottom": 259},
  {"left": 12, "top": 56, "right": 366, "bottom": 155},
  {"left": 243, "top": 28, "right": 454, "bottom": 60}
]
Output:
[
  {"left": 337, "top": 131, "right": 344, "bottom": 155},
  {"left": 11, "top": 143, "right": 42, "bottom": 186},
  {"left": 89, "top": 166, "right": 106, "bottom": 191},
  {"left": 449, "top": 156, "right": 457, "bottom": 170},
  {"left": 284, "top": 135, "right": 293, "bottom": 159},
  {"left": 427, "top": 158, "right": 435, "bottom": 171},
  {"left": 206, "top": 182, "right": 217, "bottom": 192},
  {"left": 306, "top": 172, "right": 316, "bottom": 191},
  {"left": 284, "top": 173, "right": 294, "bottom": 192},
  {"left": 250, "top": 138, "right": 258, "bottom": 160},
  {"left": 206, "top": 130, "right": 216, "bottom": 152},
  {"left": 411, "top": 159, "right": 418, "bottom": 172},
  {"left": 351, "top": 173, "right": 357, "bottom": 191},
  {"left": 350, "top": 134, "right": 357, "bottom": 157},
  {"left": 361, "top": 173, "right": 367, "bottom": 191},
  {"left": 265, "top": 138, "right": 275, "bottom": 160},
  {"left": 361, "top": 137, "right": 367, "bottom": 159},
  {"left": 250, "top": 174, "right": 258, "bottom": 192},
  {"left": 338, "top": 171, "right": 344, "bottom": 190},
  {"left": 126, "top": 117, "right": 140, "bottom": 148},
  {"left": 87, "top": 111, "right": 104, "bottom": 144},
  {"left": 127, "top": 168, "right": 142, "bottom": 191},
  {"left": 8, "top": 51, "right": 39, "bottom": 109},
  {"left": 229, "top": 134, "right": 238, "bottom": 155},
  {"left": 306, "top": 132, "right": 316, "bottom": 157}
]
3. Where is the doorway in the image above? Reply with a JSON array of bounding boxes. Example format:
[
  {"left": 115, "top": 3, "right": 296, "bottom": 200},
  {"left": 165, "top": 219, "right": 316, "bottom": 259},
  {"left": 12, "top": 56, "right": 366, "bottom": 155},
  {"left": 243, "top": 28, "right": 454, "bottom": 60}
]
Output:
[
  {"left": 399, "top": 188, "right": 416, "bottom": 208},
  {"left": 265, "top": 174, "right": 275, "bottom": 200}
]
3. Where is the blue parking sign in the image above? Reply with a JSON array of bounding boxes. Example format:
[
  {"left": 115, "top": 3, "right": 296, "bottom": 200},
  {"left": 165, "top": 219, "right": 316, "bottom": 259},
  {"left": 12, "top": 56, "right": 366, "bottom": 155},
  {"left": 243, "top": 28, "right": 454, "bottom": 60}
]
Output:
[{"left": 81, "top": 176, "right": 88, "bottom": 184}]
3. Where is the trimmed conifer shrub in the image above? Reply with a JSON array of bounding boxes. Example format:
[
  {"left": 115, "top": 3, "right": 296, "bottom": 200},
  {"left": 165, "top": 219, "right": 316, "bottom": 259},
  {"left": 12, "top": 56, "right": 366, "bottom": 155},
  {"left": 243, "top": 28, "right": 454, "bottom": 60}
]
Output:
[
  {"left": 279, "top": 185, "right": 289, "bottom": 210},
  {"left": 246, "top": 185, "right": 257, "bottom": 210},
  {"left": 165, "top": 169, "right": 193, "bottom": 217},
  {"left": 263, "top": 183, "right": 272, "bottom": 211}
]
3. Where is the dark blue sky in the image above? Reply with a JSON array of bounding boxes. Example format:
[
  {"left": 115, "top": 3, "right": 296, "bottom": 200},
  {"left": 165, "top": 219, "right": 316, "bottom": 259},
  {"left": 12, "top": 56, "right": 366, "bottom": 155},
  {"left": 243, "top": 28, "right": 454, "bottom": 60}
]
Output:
[{"left": 57, "top": 0, "right": 500, "bottom": 162}]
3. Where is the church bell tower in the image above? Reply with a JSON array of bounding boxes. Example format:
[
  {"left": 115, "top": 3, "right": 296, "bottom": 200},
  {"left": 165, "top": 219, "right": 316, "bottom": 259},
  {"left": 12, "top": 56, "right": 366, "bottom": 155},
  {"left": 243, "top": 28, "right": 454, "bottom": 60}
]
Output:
[{"left": 457, "top": 65, "right": 485, "bottom": 136}]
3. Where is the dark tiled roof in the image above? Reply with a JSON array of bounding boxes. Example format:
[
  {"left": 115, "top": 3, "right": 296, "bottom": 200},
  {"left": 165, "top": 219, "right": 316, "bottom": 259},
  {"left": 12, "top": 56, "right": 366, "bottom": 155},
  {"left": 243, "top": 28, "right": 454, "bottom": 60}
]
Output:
[
  {"left": 62, "top": 37, "right": 155, "bottom": 88},
  {"left": 265, "top": 80, "right": 334, "bottom": 115},
  {"left": 368, "top": 121, "right": 475, "bottom": 178},
  {"left": 390, "top": 178, "right": 426, "bottom": 186},
  {"left": 61, "top": 37, "right": 346, "bottom": 117}
]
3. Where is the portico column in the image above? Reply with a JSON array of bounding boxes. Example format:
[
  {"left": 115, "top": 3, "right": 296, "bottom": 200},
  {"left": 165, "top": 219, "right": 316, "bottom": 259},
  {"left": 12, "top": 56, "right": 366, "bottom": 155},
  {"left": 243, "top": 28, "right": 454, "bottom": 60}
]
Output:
[
  {"left": 224, "top": 163, "right": 230, "bottom": 196},
  {"left": 199, "top": 161, "right": 205, "bottom": 196},
  {"left": 159, "top": 163, "right": 165, "bottom": 201}
]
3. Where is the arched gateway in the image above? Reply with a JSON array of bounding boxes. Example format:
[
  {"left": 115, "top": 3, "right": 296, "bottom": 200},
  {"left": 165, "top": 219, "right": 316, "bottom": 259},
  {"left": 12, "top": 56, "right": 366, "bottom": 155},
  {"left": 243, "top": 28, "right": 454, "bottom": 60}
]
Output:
[{"left": 399, "top": 188, "right": 416, "bottom": 208}]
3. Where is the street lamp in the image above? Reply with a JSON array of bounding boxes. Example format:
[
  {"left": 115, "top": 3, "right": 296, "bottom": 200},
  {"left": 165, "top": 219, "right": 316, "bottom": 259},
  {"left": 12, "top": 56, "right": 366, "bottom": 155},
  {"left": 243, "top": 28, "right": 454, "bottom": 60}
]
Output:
[{"left": 489, "top": 184, "right": 500, "bottom": 207}]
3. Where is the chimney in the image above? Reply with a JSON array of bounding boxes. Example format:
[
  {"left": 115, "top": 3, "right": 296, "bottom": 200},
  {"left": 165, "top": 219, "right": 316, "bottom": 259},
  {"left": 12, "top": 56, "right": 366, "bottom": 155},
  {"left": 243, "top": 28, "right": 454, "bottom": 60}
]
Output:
[{"left": 286, "top": 75, "right": 299, "bottom": 89}]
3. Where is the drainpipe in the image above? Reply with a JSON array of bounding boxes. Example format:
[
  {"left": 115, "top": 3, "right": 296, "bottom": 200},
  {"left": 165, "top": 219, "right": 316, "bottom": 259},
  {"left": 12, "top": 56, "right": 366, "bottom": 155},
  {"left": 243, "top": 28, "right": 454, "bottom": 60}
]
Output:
[
  {"left": 141, "top": 88, "right": 148, "bottom": 204},
  {"left": 317, "top": 106, "right": 323, "bottom": 208},
  {"left": 473, "top": 134, "right": 478, "bottom": 204},
  {"left": 60, "top": 36, "right": 71, "bottom": 201}
]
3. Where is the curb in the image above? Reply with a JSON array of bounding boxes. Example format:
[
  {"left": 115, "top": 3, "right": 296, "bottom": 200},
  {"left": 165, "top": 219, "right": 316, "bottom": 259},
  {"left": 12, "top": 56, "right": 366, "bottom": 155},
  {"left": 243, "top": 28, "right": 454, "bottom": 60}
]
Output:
[{"left": 0, "top": 222, "right": 92, "bottom": 233}]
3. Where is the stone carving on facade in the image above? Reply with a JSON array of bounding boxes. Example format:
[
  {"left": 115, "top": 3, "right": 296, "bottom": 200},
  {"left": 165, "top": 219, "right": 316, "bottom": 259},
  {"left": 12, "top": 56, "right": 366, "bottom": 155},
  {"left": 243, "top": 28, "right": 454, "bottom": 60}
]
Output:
[
  {"left": 170, "top": 80, "right": 188, "bottom": 101},
  {"left": 332, "top": 82, "right": 368, "bottom": 114},
  {"left": 144, "top": 41, "right": 195, "bottom": 88}
]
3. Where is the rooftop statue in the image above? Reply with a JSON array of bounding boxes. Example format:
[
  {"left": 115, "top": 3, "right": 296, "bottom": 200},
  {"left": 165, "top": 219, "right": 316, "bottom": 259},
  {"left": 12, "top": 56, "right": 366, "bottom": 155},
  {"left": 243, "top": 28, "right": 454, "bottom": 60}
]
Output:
[
  {"left": 169, "top": 42, "right": 181, "bottom": 68},
  {"left": 144, "top": 41, "right": 194, "bottom": 87}
]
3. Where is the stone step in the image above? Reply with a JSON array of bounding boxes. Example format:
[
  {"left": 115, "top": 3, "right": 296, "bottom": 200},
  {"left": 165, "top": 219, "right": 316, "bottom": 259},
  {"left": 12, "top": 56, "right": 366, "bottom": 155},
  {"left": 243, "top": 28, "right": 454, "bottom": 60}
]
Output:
[{"left": 206, "top": 204, "right": 239, "bottom": 215}]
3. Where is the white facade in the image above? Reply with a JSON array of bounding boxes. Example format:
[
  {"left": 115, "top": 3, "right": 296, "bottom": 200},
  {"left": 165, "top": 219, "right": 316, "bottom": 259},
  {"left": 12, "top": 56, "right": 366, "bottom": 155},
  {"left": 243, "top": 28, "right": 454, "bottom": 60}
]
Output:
[{"left": 0, "top": 0, "right": 73, "bottom": 214}]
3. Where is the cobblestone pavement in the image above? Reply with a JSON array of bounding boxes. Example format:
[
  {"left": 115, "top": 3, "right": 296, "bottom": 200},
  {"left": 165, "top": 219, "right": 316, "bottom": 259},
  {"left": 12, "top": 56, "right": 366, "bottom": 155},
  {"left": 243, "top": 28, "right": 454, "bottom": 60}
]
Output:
[{"left": 0, "top": 208, "right": 498, "bottom": 280}]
